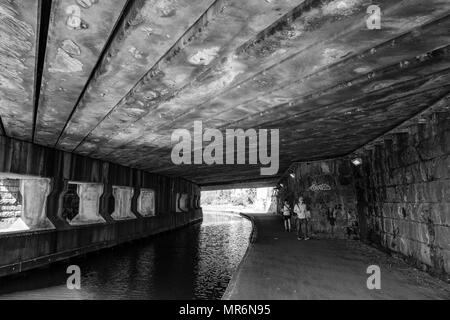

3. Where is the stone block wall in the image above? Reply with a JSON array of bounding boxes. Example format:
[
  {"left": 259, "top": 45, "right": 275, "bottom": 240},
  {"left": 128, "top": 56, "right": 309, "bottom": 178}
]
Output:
[
  {"left": 0, "top": 179, "right": 21, "bottom": 229},
  {"left": 353, "top": 111, "right": 450, "bottom": 275}
]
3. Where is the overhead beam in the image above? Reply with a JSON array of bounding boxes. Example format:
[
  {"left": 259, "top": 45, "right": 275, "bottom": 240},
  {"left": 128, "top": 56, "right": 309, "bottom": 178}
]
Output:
[
  {"left": 200, "top": 177, "right": 278, "bottom": 191},
  {"left": 94, "top": 10, "right": 450, "bottom": 171},
  {"left": 211, "top": 16, "right": 450, "bottom": 129},
  {"left": 138, "top": 42, "right": 450, "bottom": 170},
  {"left": 74, "top": 0, "right": 450, "bottom": 165},
  {"left": 55, "top": 0, "right": 225, "bottom": 151},
  {"left": 34, "top": 0, "right": 130, "bottom": 146},
  {"left": 0, "top": 0, "right": 41, "bottom": 141},
  {"left": 32, "top": 0, "right": 53, "bottom": 141},
  {"left": 119, "top": 78, "right": 450, "bottom": 174},
  {"left": 67, "top": 0, "right": 309, "bottom": 156}
]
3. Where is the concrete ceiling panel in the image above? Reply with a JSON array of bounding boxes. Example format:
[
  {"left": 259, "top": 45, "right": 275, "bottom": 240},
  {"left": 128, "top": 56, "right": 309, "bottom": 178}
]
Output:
[
  {"left": 34, "top": 0, "right": 128, "bottom": 146},
  {"left": 0, "top": 0, "right": 40, "bottom": 141}
]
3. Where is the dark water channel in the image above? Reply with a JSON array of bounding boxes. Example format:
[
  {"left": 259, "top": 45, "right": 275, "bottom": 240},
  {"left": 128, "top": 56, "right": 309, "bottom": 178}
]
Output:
[{"left": 0, "top": 212, "right": 252, "bottom": 300}]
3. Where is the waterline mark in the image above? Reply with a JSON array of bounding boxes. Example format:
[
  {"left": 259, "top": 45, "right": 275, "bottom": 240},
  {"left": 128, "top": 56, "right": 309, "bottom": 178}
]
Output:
[{"left": 171, "top": 121, "right": 279, "bottom": 176}]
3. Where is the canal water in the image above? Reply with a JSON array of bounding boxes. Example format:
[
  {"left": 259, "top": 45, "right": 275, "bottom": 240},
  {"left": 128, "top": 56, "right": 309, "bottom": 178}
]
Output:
[{"left": 0, "top": 212, "right": 252, "bottom": 300}]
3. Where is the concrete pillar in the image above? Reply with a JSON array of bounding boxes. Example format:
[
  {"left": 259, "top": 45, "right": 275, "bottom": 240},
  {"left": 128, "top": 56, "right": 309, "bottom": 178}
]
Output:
[
  {"left": 137, "top": 188, "right": 155, "bottom": 217},
  {"left": 179, "top": 193, "right": 189, "bottom": 212},
  {"left": 20, "top": 178, "right": 54, "bottom": 230},
  {"left": 0, "top": 177, "right": 54, "bottom": 233},
  {"left": 193, "top": 195, "right": 198, "bottom": 209},
  {"left": 69, "top": 183, "right": 106, "bottom": 226},
  {"left": 111, "top": 186, "right": 136, "bottom": 220},
  {"left": 176, "top": 193, "right": 182, "bottom": 212}
]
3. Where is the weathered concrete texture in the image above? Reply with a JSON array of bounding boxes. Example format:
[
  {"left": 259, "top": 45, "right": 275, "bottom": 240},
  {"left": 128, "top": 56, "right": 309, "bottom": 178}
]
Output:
[
  {"left": 278, "top": 160, "right": 358, "bottom": 237},
  {"left": 56, "top": 0, "right": 219, "bottom": 150},
  {"left": 179, "top": 193, "right": 189, "bottom": 212},
  {"left": 0, "top": 177, "right": 54, "bottom": 233},
  {"left": 19, "top": 178, "right": 54, "bottom": 230},
  {"left": 112, "top": 186, "right": 136, "bottom": 220},
  {"left": 35, "top": 0, "right": 128, "bottom": 146},
  {"left": 69, "top": 183, "right": 105, "bottom": 226},
  {"left": 2, "top": 0, "right": 450, "bottom": 186},
  {"left": 66, "top": 0, "right": 303, "bottom": 155},
  {"left": 354, "top": 111, "right": 450, "bottom": 276},
  {"left": 0, "top": 0, "right": 39, "bottom": 140},
  {"left": 0, "top": 135, "right": 201, "bottom": 229},
  {"left": 58, "top": 0, "right": 450, "bottom": 185},
  {"left": 176, "top": 193, "right": 189, "bottom": 213},
  {"left": 137, "top": 188, "right": 155, "bottom": 217},
  {"left": 0, "top": 135, "right": 202, "bottom": 277},
  {"left": 224, "top": 214, "right": 450, "bottom": 300}
]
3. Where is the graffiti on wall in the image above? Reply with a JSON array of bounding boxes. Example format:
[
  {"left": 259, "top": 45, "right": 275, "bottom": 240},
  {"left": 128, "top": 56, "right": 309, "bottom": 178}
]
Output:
[{"left": 309, "top": 183, "right": 332, "bottom": 192}]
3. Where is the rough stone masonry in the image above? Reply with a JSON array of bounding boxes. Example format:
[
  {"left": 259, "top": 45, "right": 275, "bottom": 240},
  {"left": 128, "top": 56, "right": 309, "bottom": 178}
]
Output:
[
  {"left": 354, "top": 111, "right": 450, "bottom": 277},
  {"left": 0, "top": 179, "right": 22, "bottom": 230}
]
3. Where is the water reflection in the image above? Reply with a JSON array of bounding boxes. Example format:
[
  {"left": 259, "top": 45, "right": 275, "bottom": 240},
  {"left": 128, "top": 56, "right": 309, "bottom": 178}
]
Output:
[{"left": 0, "top": 212, "right": 252, "bottom": 300}]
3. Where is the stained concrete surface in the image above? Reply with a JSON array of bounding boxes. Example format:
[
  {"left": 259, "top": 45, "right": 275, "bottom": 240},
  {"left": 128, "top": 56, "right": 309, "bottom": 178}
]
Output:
[
  {"left": 224, "top": 214, "right": 450, "bottom": 300},
  {"left": 2, "top": 0, "right": 450, "bottom": 185}
]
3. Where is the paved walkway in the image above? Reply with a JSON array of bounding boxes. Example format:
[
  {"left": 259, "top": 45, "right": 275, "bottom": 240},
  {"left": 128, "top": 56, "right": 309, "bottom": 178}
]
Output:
[{"left": 224, "top": 214, "right": 450, "bottom": 300}]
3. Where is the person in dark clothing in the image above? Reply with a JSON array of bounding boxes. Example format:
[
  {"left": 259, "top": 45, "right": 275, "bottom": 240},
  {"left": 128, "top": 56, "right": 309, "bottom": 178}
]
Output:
[
  {"left": 328, "top": 205, "right": 339, "bottom": 237},
  {"left": 282, "top": 201, "right": 292, "bottom": 232}
]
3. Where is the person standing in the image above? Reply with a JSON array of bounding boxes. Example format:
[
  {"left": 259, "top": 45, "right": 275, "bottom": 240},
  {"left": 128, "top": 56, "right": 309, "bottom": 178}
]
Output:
[
  {"left": 294, "top": 197, "right": 310, "bottom": 241},
  {"left": 328, "top": 205, "right": 339, "bottom": 238},
  {"left": 305, "top": 206, "right": 312, "bottom": 238},
  {"left": 282, "top": 201, "right": 292, "bottom": 232}
]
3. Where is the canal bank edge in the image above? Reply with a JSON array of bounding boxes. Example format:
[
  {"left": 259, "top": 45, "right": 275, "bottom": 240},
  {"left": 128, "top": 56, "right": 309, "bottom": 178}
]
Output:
[
  {"left": 0, "top": 210, "right": 203, "bottom": 278},
  {"left": 222, "top": 213, "right": 259, "bottom": 300}
]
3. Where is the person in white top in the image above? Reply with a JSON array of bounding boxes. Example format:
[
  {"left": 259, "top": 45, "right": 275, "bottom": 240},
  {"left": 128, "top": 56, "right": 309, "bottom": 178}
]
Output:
[
  {"left": 282, "top": 201, "right": 292, "bottom": 232},
  {"left": 294, "top": 197, "right": 310, "bottom": 241}
]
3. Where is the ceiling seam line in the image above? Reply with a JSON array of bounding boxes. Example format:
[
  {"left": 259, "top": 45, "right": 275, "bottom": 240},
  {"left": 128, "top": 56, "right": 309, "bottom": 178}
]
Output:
[
  {"left": 32, "top": 0, "right": 52, "bottom": 143},
  {"left": 71, "top": 0, "right": 227, "bottom": 154},
  {"left": 152, "top": 11, "right": 450, "bottom": 130},
  {"left": 226, "top": 69, "right": 450, "bottom": 131},
  {"left": 112, "top": 64, "right": 450, "bottom": 161},
  {"left": 117, "top": 81, "right": 450, "bottom": 172},
  {"left": 100, "top": 12, "right": 450, "bottom": 158},
  {"left": 80, "top": 3, "right": 450, "bottom": 158},
  {"left": 53, "top": 0, "right": 135, "bottom": 148}
]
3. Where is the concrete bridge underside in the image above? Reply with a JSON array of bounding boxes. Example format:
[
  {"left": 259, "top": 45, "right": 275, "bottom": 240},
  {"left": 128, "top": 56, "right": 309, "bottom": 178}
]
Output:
[
  {"left": 0, "top": 0, "right": 450, "bottom": 285},
  {"left": 0, "top": 0, "right": 449, "bottom": 187}
]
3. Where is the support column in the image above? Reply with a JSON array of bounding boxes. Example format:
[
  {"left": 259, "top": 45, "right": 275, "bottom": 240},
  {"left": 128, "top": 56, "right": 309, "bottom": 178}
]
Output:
[
  {"left": 111, "top": 186, "right": 136, "bottom": 220},
  {"left": 137, "top": 188, "right": 155, "bottom": 217},
  {"left": 175, "top": 193, "right": 182, "bottom": 213},
  {"left": 179, "top": 193, "right": 189, "bottom": 212},
  {"left": 70, "top": 183, "right": 105, "bottom": 226},
  {"left": 0, "top": 176, "right": 54, "bottom": 233},
  {"left": 20, "top": 178, "right": 54, "bottom": 230}
]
